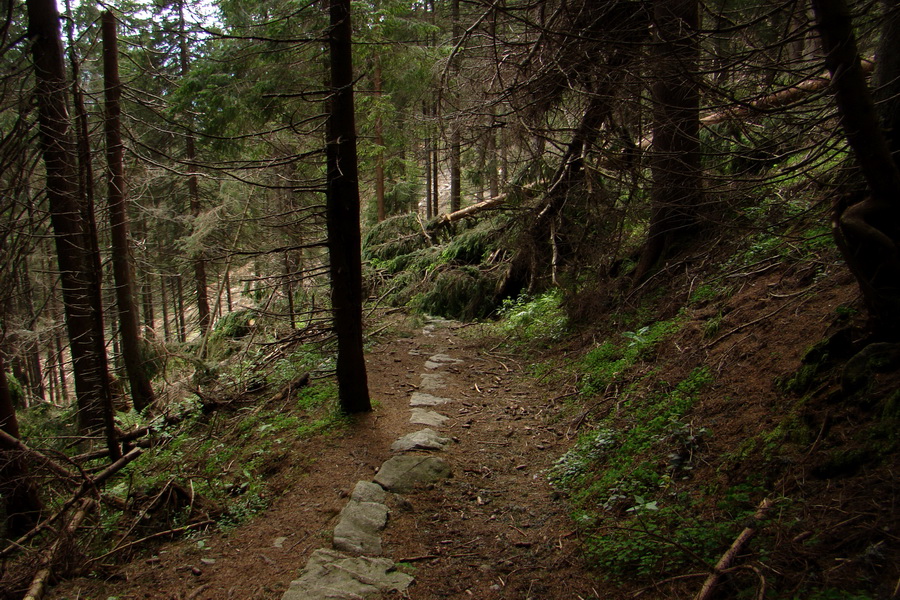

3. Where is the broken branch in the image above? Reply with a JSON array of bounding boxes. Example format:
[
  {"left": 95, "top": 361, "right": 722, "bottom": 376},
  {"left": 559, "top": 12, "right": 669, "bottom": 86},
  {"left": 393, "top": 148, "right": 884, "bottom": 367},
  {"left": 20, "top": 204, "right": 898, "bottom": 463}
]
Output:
[{"left": 694, "top": 498, "right": 774, "bottom": 600}]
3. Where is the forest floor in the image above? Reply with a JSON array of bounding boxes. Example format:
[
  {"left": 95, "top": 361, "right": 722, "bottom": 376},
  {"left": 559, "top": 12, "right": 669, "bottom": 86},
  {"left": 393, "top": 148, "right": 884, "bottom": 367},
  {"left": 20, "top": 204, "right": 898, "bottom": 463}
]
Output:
[
  {"left": 41, "top": 254, "right": 900, "bottom": 600},
  {"left": 47, "top": 315, "right": 604, "bottom": 600}
]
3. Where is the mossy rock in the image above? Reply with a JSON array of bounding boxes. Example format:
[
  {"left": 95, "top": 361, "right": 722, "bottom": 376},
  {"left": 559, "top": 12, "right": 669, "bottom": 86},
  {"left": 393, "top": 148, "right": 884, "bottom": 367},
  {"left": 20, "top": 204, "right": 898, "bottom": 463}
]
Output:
[
  {"left": 841, "top": 343, "right": 900, "bottom": 395},
  {"left": 6, "top": 372, "right": 24, "bottom": 407},
  {"left": 777, "top": 329, "right": 857, "bottom": 394},
  {"left": 412, "top": 267, "right": 500, "bottom": 320}
]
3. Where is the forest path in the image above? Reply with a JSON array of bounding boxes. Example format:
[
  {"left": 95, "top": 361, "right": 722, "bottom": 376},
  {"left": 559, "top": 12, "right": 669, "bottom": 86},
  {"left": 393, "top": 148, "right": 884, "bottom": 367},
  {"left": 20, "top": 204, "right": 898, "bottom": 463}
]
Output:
[
  {"left": 365, "top": 317, "right": 599, "bottom": 599},
  {"left": 48, "top": 315, "right": 599, "bottom": 600}
]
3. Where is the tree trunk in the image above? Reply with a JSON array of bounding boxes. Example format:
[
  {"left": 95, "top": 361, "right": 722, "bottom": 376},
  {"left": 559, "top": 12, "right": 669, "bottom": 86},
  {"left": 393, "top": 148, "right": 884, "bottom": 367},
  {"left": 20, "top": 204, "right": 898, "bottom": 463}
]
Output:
[
  {"left": 142, "top": 276, "right": 155, "bottom": 333},
  {"left": 432, "top": 120, "right": 440, "bottom": 216},
  {"left": 448, "top": 0, "right": 462, "bottom": 214},
  {"left": 53, "top": 329, "right": 68, "bottom": 404},
  {"left": 178, "top": 1, "right": 211, "bottom": 338},
  {"left": 327, "top": 0, "right": 371, "bottom": 414},
  {"left": 135, "top": 218, "right": 155, "bottom": 332},
  {"left": 156, "top": 278, "right": 167, "bottom": 345},
  {"left": 634, "top": 0, "right": 702, "bottom": 281},
  {"left": 64, "top": 0, "right": 106, "bottom": 346},
  {"left": 487, "top": 126, "right": 499, "bottom": 200},
  {"left": 175, "top": 274, "right": 187, "bottom": 343},
  {"left": 103, "top": 11, "right": 155, "bottom": 412},
  {"left": 0, "top": 351, "right": 43, "bottom": 536},
  {"left": 812, "top": 0, "right": 900, "bottom": 339},
  {"left": 224, "top": 268, "right": 232, "bottom": 313},
  {"left": 425, "top": 118, "right": 433, "bottom": 219},
  {"left": 374, "top": 60, "right": 386, "bottom": 222},
  {"left": 450, "top": 133, "right": 461, "bottom": 213},
  {"left": 27, "top": 0, "right": 120, "bottom": 458},
  {"left": 874, "top": 0, "right": 900, "bottom": 158},
  {"left": 284, "top": 252, "right": 296, "bottom": 329}
]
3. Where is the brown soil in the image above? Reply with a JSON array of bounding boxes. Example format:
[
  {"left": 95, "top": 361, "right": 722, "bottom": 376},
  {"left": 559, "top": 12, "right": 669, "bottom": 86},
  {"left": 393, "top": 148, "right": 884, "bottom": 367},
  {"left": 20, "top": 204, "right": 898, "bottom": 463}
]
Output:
[
  {"left": 34, "top": 259, "right": 900, "bottom": 599},
  {"left": 45, "top": 316, "right": 602, "bottom": 600}
]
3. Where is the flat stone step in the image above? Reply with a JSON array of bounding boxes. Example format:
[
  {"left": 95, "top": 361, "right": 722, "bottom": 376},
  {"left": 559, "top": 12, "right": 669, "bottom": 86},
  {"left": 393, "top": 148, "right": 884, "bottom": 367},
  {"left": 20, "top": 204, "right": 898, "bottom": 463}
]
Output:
[
  {"left": 424, "top": 353, "right": 463, "bottom": 369},
  {"left": 332, "top": 501, "right": 388, "bottom": 556},
  {"left": 410, "top": 408, "right": 449, "bottom": 427},
  {"left": 391, "top": 428, "right": 452, "bottom": 452},
  {"left": 349, "top": 480, "right": 386, "bottom": 504},
  {"left": 410, "top": 391, "right": 452, "bottom": 406},
  {"left": 419, "top": 372, "right": 446, "bottom": 390},
  {"left": 280, "top": 548, "right": 413, "bottom": 600},
  {"left": 374, "top": 455, "right": 451, "bottom": 493}
]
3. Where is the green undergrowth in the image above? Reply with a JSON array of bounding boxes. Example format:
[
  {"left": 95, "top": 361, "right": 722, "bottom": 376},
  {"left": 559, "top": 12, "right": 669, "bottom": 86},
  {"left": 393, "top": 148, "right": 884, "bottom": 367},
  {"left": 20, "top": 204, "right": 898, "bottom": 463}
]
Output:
[
  {"left": 548, "top": 363, "right": 743, "bottom": 581},
  {"left": 15, "top": 334, "right": 348, "bottom": 561},
  {"left": 496, "top": 289, "right": 568, "bottom": 346},
  {"left": 110, "top": 378, "right": 344, "bottom": 533},
  {"left": 577, "top": 319, "right": 682, "bottom": 396},
  {"left": 363, "top": 213, "right": 511, "bottom": 320}
]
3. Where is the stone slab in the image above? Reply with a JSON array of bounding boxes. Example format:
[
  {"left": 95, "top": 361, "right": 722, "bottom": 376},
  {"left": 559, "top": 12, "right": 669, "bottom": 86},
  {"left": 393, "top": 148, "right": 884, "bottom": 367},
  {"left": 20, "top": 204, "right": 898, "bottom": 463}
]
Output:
[
  {"left": 373, "top": 455, "right": 452, "bottom": 493},
  {"left": 332, "top": 500, "right": 388, "bottom": 556},
  {"left": 390, "top": 428, "right": 452, "bottom": 452},
  {"left": 410, "top": 408, "right": 449, "bottom": 427},
  {"left": 350, "top": 480, "right": 386, "bottom": 504},
  {"left": 410, "top": 391, "right": 452, "bottom": 407},
  {"left": 281, "top": 548, "right": 412, "bottom": 600},
  {"left": 419, "top": 373, "right": 446, "bottom": 390},
  {"left": 429, "top": 353, "right": 463, "bottom": 364}
]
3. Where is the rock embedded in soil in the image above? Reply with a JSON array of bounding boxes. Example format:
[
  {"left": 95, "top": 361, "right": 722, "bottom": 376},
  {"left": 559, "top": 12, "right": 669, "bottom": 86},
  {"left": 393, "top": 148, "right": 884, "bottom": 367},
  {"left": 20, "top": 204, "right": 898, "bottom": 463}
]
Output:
[
  {"left": 424, "top": 353, "right": 463, "bottom": 369},
  {"left": 332, "top": 499, "right": 388, "bottom": 556},
  {"left": 349, "top": 480, "right": 387, "bottom": 504},
  {"left": 374, "top": 455, "right": 452, "bottom": 493},
  {"left": 410, "top": 391, "right": 452, "bottom": 406},
  {"left": 410, "top": 407, "right": 449, "bottom": 426},
  {"left": 428, "top": 353, "right": 462, "bottom": 364},
  {"left": 390, "top": 428, "right": 452, "bottom": 452},
  {"left": 419, "top": 373, "right": 446, "bottom": 390},
  {"left": 280, "top": 548, "right": 413, "bottom": 600}
]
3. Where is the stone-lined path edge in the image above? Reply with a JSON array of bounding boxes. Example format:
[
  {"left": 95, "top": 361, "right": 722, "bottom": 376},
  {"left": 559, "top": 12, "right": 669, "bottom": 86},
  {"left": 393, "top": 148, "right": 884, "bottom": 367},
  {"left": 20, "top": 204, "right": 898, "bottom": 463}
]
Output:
[{"left": 280, "top": 317, "right": 459, "bottom": 600}]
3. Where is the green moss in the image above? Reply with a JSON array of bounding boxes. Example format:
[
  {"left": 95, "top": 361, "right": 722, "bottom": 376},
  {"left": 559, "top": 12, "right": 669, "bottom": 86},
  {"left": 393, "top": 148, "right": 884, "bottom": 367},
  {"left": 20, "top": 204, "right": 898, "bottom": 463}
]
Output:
[
  {"left": 6, "top": 371, "right": 24, "bottom": 407},
  {"left": 362, "top": 213, "right": 429, "bottom": 263},
  {"left": 410, "top": 266, "right": 499, "bottom": 320},
  {"left": 578, "top": 319, "right": 682, "bottom": 396}
]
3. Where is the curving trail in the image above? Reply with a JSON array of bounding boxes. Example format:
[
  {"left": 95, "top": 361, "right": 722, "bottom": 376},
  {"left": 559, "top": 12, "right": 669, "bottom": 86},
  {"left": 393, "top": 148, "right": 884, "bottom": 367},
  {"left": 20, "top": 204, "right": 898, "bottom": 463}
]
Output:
[{"left": 47, "top": 315, "right": 598, "bottom": 600}]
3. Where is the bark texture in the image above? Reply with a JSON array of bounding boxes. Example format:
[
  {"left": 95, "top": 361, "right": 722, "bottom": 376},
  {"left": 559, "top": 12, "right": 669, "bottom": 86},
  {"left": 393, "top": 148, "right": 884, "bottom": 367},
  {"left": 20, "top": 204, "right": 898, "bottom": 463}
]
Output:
[
  {"left": 327, "top": 0, "right": 371, "bottom": 414},
  {"left": 635, "top": 0, "right": 702, "bottom": 281},
  {"left": 812, "top": 0, "right": 900, "bottom": 338},
  {"left": 103, "top": 10, "right": 156, "bottom": 412},
  {"left": 27, "top": 0, "right": 120, "bottom": 454}
]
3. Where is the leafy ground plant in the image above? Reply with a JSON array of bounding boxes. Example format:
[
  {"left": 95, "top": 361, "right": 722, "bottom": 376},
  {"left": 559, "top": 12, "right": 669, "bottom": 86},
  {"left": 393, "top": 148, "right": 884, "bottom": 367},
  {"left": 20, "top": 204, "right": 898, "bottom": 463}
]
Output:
[
  {"left": 496, "top": 289, "right": 568, "bottom": 345},
  {"left": 550, "top": 366, "right": 735, "bottom": 582}
]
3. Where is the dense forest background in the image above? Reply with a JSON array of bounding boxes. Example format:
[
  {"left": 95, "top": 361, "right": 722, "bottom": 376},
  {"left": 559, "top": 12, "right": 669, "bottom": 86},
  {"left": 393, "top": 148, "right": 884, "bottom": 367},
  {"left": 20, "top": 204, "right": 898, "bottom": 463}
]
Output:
[{"left": 1, "top": 0, "right": 899, "bottom": 598}]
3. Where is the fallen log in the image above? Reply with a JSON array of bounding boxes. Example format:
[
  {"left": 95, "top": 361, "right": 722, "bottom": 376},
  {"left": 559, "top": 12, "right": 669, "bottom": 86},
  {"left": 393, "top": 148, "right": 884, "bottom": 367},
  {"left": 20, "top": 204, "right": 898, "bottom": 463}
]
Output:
[
  {"left": 271, "top": 372, "right": 311, "bottom": 403},
  {"left": 701, "top": 59, "right": 874, "bottom": 126},
  {"left": 0, "top": 447, "right": 143, "bottom": 559},
  {"left": 431, "top": 192, "right": 510, "bottom": 228},
  {"left": 22, "top": 498, "right": 95, "bottom": 600},
  {"left": 0, "top": 429, "right": 78, "bottom": 481}
]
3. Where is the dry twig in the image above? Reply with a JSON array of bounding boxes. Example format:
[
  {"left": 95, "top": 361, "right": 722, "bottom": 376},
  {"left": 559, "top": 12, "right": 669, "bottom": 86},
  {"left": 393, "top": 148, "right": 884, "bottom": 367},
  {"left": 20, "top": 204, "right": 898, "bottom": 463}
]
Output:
[
  {"left": 22, "top": 498, "right": 95, "bottom": 600},
  {"left": 694, "top": 498, "right": 774, "bottom": 600}
]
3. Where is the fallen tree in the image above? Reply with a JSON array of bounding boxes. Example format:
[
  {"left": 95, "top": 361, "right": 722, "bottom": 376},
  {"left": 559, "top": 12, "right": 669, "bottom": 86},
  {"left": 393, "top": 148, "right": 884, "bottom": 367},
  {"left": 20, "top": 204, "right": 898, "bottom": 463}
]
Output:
[{"left": 431, "top": 61, "right": 875, "bottom": 226}]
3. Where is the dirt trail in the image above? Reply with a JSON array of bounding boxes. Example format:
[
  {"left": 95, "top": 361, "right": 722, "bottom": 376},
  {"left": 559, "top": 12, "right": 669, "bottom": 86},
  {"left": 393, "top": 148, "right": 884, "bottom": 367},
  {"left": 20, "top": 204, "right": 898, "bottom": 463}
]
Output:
[{"left": 47, "top": 316, "right": 597, "bottom": 600}]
